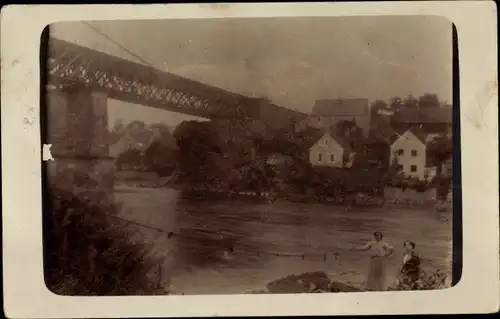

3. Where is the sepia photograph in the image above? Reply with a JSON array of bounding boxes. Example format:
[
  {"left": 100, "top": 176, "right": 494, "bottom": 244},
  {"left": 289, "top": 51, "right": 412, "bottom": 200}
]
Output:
[
  {"left": 1, "top": 2, "right": 499, "bottom": 317},
  {"left": 42, "top": 15, "right": 455, "bottom": 296}
]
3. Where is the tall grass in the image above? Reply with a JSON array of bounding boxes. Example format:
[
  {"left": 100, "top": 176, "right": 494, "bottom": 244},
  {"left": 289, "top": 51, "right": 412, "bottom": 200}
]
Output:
[{"left": 43, "top": 187, "right": 167, "bottom": 295}]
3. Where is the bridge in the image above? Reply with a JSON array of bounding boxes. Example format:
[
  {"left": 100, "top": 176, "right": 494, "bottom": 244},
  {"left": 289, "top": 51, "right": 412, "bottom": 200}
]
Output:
[{"left": 44, "top": 38, "right": 306, "bottom": 199}]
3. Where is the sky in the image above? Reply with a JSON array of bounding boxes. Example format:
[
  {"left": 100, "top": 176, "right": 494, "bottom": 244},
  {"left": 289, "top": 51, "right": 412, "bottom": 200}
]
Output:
[{"left": 50, "top": 16, "right": 453, "bottom": 129}]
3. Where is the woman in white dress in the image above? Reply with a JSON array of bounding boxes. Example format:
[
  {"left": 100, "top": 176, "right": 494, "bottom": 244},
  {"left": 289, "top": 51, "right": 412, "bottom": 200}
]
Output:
[{"left": 352, "top": 231, "right": 394, "bottom": 291}]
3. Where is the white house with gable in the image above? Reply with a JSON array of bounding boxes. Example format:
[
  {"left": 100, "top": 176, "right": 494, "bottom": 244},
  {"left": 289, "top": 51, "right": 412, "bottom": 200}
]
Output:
[
  {"left": 389, "top": 129, "right": 427, "bottom": 180},
  {"left": 308, "top": 131, "right": 352, "bottom": 168}
]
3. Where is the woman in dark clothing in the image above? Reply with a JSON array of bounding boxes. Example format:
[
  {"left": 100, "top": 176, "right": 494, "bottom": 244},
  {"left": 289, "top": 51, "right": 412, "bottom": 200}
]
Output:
[{"left": 395, "top": 240, "right": 421, "bottom": 290}]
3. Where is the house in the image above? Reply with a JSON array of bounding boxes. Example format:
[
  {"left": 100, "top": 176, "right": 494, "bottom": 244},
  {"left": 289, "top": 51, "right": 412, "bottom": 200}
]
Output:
[
  {"left": 389, "top": 127, "right": 428, "bottom": 180},
  {"left": 391, "top": 107, "right": 452, "bottom": 135},
  {"left": 296, "top": 127, "right": 352, "bottom": 168},
  {"left": 241, "top": 97, "right": 308, "bottom": 131},
  {"left": 295, "top": 98, "right": 371, "bottom": 137}
]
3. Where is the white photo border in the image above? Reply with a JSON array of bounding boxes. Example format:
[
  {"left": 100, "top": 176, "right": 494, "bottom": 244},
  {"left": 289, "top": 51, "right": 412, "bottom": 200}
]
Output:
[{"left": 1, "top": 2, "right": 498, "bottom": 317}]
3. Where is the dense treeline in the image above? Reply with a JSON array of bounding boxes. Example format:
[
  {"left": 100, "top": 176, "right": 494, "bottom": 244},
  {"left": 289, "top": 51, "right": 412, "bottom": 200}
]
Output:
[
  {"left": 111, "top": 121, "right": 178, "bottom": 176},
  {"left": 370, "top": 93, "right": 451, "bottom": 117},
  {"left": 109, "top": 92, "right": 452, "bottom": 199},
  {"left": 170, "top": 118, "right": 388, "bottom": 198}
]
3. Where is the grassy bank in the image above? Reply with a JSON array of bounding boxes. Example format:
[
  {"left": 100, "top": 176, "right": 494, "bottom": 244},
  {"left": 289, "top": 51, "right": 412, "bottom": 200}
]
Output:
[{"left": 43, "top": 187, "right": 168, "bottom": 295}]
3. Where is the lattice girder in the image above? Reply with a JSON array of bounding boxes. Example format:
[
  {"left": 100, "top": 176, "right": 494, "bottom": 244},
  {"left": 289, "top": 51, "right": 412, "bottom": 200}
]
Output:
[{"left": 46, "top": 38, "right": 249, "bottom": 119}]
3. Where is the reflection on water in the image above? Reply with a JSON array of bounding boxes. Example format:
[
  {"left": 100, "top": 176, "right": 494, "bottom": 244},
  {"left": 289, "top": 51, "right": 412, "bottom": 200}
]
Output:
[{"left": 115, "top": 185, "right": 453, "bottom": 294}]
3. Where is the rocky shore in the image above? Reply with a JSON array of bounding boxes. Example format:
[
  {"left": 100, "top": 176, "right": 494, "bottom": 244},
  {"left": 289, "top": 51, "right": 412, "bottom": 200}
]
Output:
[
  {"left": 245, "top": 266, "right": 450, "bottom": 294},
  {"left": 246, "top": 271, "right": 364, "bottom": 294}
]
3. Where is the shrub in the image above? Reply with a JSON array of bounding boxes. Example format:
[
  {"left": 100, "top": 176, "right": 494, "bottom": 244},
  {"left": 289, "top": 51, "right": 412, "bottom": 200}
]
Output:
[
  {"left": 389, "top": 268, "right": 448, "bottom": 291},
  {"left": 43, "top": 187, "right": 167, "bottom": 295},
  {"left": 416, "top": 268, "right": 448, "bottom": 290}
]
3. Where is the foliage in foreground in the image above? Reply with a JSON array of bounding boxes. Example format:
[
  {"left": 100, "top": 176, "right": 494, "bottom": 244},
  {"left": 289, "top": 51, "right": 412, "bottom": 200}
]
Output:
[
  {"left": 389, "top": 268, "right": 449, "bottom": 291},
  {"left": 44, "top": 187, "right": 166, "bottom": 295}
]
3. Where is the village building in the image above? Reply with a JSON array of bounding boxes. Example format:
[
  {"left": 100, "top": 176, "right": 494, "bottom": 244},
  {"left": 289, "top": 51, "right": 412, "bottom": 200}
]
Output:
[
  {"left": 390, "top": 106, "right": 452, "bottom": 135},
  {"left": 295, "top": 127, "right": 353, "bottom": 168},
  {"left": 295, "top": 98, "right": 371, "bottom": 137},
  {"left": 366, "top": 122, "right": 430, "bottom": 180},
  {"left": 389, "top": 128, "right": 428, "bottom": 180},
  {"left": 241, "top": 97, "right": 308, "bottom": 131}
]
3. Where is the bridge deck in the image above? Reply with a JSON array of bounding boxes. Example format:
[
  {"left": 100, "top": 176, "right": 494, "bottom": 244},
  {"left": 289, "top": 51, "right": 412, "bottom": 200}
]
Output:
[
  {"left": 46, "top": 38, "right": 254, "bottom": 119},
  {"left": 46, "top": 38, "right": 307, "bottom": 122}
]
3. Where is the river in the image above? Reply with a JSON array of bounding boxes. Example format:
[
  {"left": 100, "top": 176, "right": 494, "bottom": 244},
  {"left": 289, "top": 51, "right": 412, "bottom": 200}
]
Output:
[{"left": 114, "top": 185, "right": 453, "bottom": 295}]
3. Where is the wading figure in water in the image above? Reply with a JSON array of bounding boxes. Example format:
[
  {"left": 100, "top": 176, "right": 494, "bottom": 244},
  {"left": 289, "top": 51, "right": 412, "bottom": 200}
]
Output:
[{"left": 352, "top": 231, "right": 394, "bottom": 291}]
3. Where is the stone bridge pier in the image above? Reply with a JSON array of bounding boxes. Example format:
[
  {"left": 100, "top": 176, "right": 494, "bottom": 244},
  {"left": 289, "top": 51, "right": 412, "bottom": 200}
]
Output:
[{"left": 45, "top": 85, "right": 115, "bottom": 203}]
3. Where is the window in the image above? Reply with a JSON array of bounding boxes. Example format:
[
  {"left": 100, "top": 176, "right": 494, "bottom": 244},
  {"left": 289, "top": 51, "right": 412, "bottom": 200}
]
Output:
[
  {"left": 325, "top": 139, "right": 328, "bottom": 145},
  {"left": 397, "top": 149, "right": 404, "bottom": 156},
  {"left": 318, "top": 153, "right": 322, "bottom": 162},
  {"left": 411, "top": 150, "right": 418, "bottom": 157},
  {"left": 410, "top": 165, "right": 417, "bottom": 172},
  {"left": 330, "top": 154, "right": 334, "bottom": 162}
]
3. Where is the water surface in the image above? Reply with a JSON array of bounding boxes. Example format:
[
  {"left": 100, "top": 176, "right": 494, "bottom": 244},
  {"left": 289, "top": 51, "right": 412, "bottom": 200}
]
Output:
[{"left": 115, "top": 185, "right": 452, "bottom": 294}]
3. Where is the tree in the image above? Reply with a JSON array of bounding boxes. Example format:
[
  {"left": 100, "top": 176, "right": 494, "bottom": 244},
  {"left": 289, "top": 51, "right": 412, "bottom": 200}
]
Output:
[
  {"left": 370, "top": 100, "right": 392, "bottom": 132},
  {"left": 149, "top": 123, "right": 176, "bottom": 146},
  {"left": 143, "top": 141, "right": 177, "bottom": 176},
  {"left": 335, "top": 120, "right": 364, "bottom": 151},
  {"left": 126, "top": 121, "right": 153, "bottom": 148},
  {"left": 427, "top": 134, "right": 452, "bottom": 167},
  {"left": 370, "top": 100, "right": 390, "bottom": 118},
  {"left": 335, "top": 119, "right": 358, "bottom": 138},
  {"left": 418, "top": 93, "right": 441, "bottom": 108},
  {"left": 389, "top": 96, "right": 404, "bottom": 112},
  {"left": 403, "top": 94, "right": 419, "bottom": 108},
  {"left": 427, "top": 134, "right": 452, "bottom": 200},
  {"left": 112, "top": 118, "right": 125, "bottom": 132},
  {"left": 173, "top": 120, "right": 242, "bottom": 187},
  {"left": 109, "top": 119, "right": 126, "bottom": 145}
]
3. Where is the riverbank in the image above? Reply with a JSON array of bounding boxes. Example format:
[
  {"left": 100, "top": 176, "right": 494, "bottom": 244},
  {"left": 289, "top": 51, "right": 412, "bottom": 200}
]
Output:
[{"left": 115, "top": 180, "right": 450, "bottom": 211}]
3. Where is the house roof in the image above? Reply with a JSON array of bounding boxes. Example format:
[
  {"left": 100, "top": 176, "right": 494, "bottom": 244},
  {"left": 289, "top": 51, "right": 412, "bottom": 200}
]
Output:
[
  {"left": 328, "top": 130, "right": 354, "bottom": 151},
  {"left": 407, "top": 126, "right": 428, "bottom": 144},
  {"left": 311, "top": 98, "right": 370, "bottom": 117},
  {"left": 295, "top": 127, "right": 353, "bottom": 152},
  {"left": 390, "top": 126, "right": 428, "bottom": 146},
  {"left": 392, "top": 107, "right": 452, "bottom": 124},
  {"left": 295, "top": 127, "right": 326, "bottom": 150},
  {"left": 391, "top": 107, "right": 420, "bottom": 123},
  {"left": 420, "top": 107, "right": 453, "bottom": 124}
]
